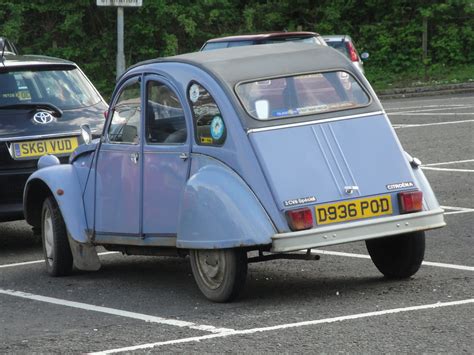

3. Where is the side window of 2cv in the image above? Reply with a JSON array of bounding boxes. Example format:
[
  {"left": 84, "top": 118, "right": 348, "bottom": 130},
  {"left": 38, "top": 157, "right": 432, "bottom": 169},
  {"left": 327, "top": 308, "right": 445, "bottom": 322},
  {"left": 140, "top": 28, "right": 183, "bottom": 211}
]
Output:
[
  {"left": 107, "top": 79, "right": 141, "bottom": 144},
  {"left": 188, "top": 81, "right": 226, "bottom": 146},
  {"left": 145, "top": 81, "right": 187, "bottom": 144}
]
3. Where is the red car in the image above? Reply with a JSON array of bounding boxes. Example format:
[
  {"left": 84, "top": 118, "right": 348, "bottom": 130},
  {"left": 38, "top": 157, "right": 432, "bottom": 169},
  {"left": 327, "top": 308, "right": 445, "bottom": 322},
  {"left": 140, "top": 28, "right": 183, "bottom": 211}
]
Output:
[{"left": 200, "top": 31, "right": 327, "bottom": 51}]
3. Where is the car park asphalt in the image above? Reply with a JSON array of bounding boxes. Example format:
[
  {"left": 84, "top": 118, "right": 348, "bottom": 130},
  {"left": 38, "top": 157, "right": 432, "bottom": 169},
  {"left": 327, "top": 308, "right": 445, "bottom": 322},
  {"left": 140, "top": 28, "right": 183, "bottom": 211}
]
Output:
[{"left": 1, "top": 92, "right": 473, "bottom": 353}]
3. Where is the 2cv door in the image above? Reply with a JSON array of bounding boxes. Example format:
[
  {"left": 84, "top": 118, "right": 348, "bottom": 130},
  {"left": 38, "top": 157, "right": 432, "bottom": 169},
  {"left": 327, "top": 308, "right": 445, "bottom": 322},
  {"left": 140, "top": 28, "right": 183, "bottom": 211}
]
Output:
[
  {"left": 95, "top": 77, "right": 142, "bottom": 235},
  {"left": 95, "top": 74, "right": 191, "bottom": 241},
  {"left": 141, "top": 75, "right": 190, "bottom": 239}
]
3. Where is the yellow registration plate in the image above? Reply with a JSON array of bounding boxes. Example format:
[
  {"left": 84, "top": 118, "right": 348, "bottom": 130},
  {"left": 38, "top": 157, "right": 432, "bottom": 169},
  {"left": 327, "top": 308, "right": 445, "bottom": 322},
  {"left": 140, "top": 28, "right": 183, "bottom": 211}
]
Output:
[
  {"left": 315, "top": 195, "right": 393, "bottom": 225},
  {"left": 13, "top": 137, "right": 79, "bottom": 159}
]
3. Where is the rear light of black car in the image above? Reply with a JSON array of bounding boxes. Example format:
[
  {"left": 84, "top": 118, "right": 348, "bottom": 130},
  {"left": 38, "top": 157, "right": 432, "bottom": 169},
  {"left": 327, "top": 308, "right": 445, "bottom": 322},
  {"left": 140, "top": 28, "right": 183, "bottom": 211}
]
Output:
[
  {"left": 398, "top": 191, "right": 423, "bottom": 214},
  {"left": 286, "top": 208, "right": 313, "bottom": 231}
]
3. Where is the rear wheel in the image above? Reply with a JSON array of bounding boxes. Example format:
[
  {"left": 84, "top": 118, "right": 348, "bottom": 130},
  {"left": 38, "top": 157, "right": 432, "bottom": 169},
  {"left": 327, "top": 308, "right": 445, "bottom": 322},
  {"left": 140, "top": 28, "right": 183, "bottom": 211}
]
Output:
[
  {"left": 42, "top": 197, "right": 73, "bottom": 276},
  {"left": 366, "top": 231, "right": 425, "bottom": 279},
  {"left": 190, "top": 249, "right": 247, "bottom": 302}
]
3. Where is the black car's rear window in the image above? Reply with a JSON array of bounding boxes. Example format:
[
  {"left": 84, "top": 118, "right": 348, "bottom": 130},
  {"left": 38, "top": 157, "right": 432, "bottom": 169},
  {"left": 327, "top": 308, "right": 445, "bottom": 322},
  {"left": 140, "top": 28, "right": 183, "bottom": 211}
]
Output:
[
  {"left": 202, "top": 40, "right": 255, "bottom": 51},
  {"left": 326, "top": 41, "right": 350, "bottom": 57},
  {"left": 262, "top": 36, "right": 321, "bottom": 45},
  {"left": 235, "top": 71, "right": 370, "bottom": 120},
  {"left": 0, "top": 67, "right": 101, "bottom": 109}
]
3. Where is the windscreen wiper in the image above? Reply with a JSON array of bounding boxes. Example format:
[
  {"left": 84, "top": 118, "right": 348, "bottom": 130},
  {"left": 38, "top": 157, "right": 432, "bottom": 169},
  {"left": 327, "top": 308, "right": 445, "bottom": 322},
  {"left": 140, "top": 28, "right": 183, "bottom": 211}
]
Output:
[{"left": 0, "top": 102, "right": 63, "bottom": 117}]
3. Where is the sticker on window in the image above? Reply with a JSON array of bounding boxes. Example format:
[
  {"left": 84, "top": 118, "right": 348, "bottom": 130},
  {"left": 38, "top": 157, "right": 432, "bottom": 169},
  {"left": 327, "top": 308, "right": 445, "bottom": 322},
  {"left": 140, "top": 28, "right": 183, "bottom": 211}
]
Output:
[
  {"left": 189, "top": 81, "right": 226, "bottom": 146},
  {"left": 189, "top": 84, "right": 200, "bottom": 103},
  {"left": 210, "top": 116, "right": 225, "bottom": 140}
]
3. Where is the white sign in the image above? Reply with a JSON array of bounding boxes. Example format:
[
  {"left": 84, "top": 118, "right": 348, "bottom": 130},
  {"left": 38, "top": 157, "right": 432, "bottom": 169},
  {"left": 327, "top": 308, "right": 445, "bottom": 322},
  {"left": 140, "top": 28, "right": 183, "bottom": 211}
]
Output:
[{"left": 97, "top": 0, "right": 142, "bottom": 6}]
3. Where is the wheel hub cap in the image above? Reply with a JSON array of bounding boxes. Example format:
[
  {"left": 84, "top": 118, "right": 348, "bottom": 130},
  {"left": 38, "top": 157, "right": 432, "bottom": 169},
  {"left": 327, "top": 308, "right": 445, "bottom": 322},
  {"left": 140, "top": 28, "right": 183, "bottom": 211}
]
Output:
[
  {"left": 43, "top": 209, "right": 54, "bottom": 266},
  {"left": 195, "top": 250, "right": 226, "bottom": 290}
]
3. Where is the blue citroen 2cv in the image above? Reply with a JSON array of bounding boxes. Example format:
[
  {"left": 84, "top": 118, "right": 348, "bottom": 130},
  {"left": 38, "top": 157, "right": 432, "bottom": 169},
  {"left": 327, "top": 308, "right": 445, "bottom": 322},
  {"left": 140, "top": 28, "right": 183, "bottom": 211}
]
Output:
[{"left": 23, "top": 43, "right": 445, "bottom": 302}]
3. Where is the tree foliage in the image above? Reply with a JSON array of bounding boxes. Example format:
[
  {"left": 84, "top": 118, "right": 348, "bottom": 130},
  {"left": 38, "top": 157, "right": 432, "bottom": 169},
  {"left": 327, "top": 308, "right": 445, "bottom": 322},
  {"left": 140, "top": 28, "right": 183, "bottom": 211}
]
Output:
[{"left": 1, "top": 0, "right": 472, "bottom": 96}]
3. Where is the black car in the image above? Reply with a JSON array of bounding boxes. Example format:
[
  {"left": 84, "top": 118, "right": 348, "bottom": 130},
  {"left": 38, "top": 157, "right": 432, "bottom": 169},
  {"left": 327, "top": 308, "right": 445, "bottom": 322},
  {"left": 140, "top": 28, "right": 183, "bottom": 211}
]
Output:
[{"left": 0, "top": 49, "right": 107, "bottom": 222}]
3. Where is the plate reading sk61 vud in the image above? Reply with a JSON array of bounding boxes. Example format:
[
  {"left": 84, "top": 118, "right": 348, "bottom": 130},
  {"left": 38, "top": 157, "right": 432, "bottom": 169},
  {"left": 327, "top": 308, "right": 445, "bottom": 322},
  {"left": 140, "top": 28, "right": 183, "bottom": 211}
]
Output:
[{"left": 13, "top": 137, "right": 78, "bottom": 159}]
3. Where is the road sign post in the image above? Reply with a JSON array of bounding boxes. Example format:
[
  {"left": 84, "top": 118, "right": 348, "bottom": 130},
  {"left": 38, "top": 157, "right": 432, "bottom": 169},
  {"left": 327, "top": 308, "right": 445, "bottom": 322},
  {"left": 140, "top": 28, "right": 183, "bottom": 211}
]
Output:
[
  {"left": 116, "top": 6, "right": 125, "bottom": 80},
  {"left": 97, "top": 0, "right": 143, "bottom": 80}
]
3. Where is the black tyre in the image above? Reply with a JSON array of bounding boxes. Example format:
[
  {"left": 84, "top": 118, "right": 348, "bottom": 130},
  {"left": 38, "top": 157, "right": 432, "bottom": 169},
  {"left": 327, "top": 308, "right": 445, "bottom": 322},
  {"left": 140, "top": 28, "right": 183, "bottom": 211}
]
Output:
[
  {"left": 190, "top": 248, "right": 247, "bottom": 302},
  {"left": 42, "top": 197, "right": 73, "bottom": 276},
  {"left": 366, "top": 231, "right": 425, "bottom": 279}
]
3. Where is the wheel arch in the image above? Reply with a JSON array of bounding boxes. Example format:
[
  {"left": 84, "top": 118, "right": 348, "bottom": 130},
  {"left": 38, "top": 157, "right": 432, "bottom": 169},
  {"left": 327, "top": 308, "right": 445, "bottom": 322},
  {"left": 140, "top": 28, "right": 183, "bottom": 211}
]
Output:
[
  {"left": 24, "top": 165, "right": 101, "bottom": 271},
  {"left": 177, "top": 158, "right": 276, "bottom": 249},
  {"left": 23, "top": 165, "right": 89, "bottom": 244},
  {"left": 24, "top": 178, "right": 53, "bottom": 228}
]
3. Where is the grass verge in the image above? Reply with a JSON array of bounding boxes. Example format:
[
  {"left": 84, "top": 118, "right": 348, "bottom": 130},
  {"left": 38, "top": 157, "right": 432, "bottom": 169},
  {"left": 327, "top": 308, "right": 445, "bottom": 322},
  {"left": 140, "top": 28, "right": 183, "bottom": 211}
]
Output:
[{"left": 366, "top": 64, "right": 474, "bottom": 91}]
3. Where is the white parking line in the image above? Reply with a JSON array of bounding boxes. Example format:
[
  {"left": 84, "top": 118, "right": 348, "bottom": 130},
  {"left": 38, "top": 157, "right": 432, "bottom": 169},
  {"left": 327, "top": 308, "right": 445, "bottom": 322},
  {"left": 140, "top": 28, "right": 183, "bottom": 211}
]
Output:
[
  {"left": 0, "top": 259, "right": 43, "bottom": 269},
  {"left": 393, "top": 119, "right": 474, "bottom": 128},
  {"left": 440, "top": 205, "right": 474, "bottom": 215},
  {"left": 391, "top": 113, "right": 474, "bottom": 116},
  {"left": 90, "top": 298, "right": 474, "bottom": 354},
  {"left": 423, "top": 159, "right": 474, "bottom": 166},
  {"left": 422, "top": 166, "right": 474, "bottom": 173},
  {"left": 387, "top": 105, "right": 474, "bottom": 115},
  {"left": 444, "top": 210, "right": 474, "bottom": 215},
  {"left": 386, "top": 103, "right": 471, "bottom": 111},
  {"left": 309, "top": 249, "right": 474, "bottom": 271},
  {"left": 2, "top": 249, "right": 472, "bottom": 272},
  {"left": 385, "top": 96, "right": 474, "bottom": 105},
  {"left": 0, "top": 251, "right": 119, "bottom": 269},
  {"left": 443, "top": 210, "right": 474, "bottom": 215},
  {"left": 0, "top": 288, "right": 234, "bottom": 334}
]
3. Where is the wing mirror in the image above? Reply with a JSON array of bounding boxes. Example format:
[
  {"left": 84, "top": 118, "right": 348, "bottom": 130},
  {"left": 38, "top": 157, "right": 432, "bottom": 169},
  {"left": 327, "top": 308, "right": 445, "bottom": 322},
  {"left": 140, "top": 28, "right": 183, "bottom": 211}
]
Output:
[
  {"left": 255, "top": 99, "right": 269, "bottom": 119},
  {"left": 81, "top": 124, "right": 92, "bottom": 145}
]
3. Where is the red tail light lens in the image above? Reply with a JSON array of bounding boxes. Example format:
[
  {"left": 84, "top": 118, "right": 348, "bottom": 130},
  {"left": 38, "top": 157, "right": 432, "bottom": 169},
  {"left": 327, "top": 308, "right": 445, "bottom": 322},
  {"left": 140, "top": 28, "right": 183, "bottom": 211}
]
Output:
[
  {"left": 398, "top": 191, "right": 423, "bottom": 213},
  {"left": 286, "top": 208, "right": 313, "bottom": 231},
  {"left": 103, "top": 110, "right": 108, "bottom": 119},
  {"left": 345, "top": 41, "right": 359, "bottom": 62}
]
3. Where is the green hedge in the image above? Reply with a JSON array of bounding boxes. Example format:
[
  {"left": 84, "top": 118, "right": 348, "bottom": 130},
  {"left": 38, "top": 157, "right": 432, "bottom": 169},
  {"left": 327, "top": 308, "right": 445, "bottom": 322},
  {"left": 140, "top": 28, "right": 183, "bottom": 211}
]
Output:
[{"left": 1, "top": 0, "right": 473, "bottom": 97}]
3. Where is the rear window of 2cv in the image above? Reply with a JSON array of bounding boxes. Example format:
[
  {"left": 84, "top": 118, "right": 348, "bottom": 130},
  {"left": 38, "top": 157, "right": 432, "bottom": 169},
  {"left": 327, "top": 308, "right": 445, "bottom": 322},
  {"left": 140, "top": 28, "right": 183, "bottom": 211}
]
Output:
[{"left": 235, "top": 71, "right": 370, "bottom": 120}]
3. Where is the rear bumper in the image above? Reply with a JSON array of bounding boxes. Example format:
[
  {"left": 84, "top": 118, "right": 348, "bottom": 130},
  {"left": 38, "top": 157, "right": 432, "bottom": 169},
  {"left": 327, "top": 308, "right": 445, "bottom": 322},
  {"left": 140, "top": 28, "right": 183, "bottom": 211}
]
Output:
[{"left": 271, "top": 208, "right": 445, "bottom": 252}]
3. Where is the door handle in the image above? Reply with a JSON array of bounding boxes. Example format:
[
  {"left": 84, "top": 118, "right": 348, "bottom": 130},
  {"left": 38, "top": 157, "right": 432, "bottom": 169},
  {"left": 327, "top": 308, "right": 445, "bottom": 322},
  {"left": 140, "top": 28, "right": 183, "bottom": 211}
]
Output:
[
  {"left": 130, "top": 152, "right": 139, "bottom": 164},
  {"left": 179, "top": 152, "right": 189, "bottom": 161}
]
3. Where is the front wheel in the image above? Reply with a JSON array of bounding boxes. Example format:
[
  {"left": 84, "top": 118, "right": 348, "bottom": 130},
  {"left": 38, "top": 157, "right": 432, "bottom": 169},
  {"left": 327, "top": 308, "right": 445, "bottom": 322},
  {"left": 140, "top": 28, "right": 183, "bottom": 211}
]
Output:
[
  {"left": 190, "top": 249, "right": 248, "bottom": 302},
  {"left": 366, "top": 231, "right": 425, "bottom": 279},
  {"left": 42, "top": 196, "right": 73, "bottom": 276}
]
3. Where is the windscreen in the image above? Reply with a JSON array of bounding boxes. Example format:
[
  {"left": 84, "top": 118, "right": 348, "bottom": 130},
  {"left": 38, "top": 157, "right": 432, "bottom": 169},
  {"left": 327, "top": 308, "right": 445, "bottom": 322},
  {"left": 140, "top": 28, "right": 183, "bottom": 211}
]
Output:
[
  {"left": 235, "top": 71, "right": 369, "bottom": 120},
  {"left": 0, "top": 67, "right": 101, "bottom": 109}
]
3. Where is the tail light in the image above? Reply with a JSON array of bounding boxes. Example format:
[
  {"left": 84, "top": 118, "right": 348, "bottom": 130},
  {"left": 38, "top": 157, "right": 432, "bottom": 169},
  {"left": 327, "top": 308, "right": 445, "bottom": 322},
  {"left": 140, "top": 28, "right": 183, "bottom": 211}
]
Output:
[
  {"left": 398, "top": 191, "right": 423, "bottom": 214},
  {"left": 103, "top": 110, "right": 108, "bottom": 119},
  {"left": 345, "top": 41, "right": 359, "bottom": 62},
  {"left": 286, "top": 208, "right": 313, "bottom": 231}
]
